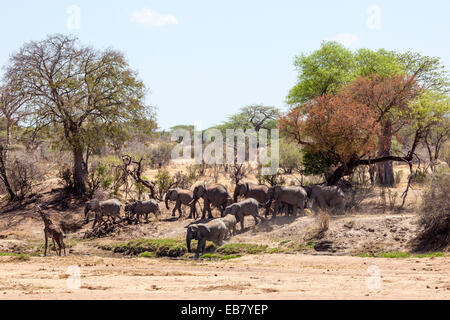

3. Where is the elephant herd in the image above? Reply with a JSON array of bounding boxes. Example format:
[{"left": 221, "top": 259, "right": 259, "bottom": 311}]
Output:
[
  {"left": 83, "top": 182, "right": 346, "bottom": 258},
  {"left": 182, "top": 182, "right": 345, "bottom": 259}
]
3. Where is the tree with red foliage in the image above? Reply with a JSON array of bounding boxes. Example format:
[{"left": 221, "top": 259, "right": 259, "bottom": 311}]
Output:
[{"left": 280, "top": 75, "right": 423, "bottom": 185}]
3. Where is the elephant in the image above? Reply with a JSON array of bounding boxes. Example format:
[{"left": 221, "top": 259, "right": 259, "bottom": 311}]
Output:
[
  {"left": 164, "top": 188, "right": 197, "bottom": 219},
  {"left": 233, "top": 182, "right": 271, "bottom": 216},
  {"left": 223, "top": 198, "right": 263, "bottom": 230},
  {"left": 186, "top": 219, "right": 227, "bottom": 259},
  {"left": 303, "top": 185, "right": 345, "bottom": 214},
  {"left": 266, "top": 186, "right": 307, "bottom": 218},
  {"left": 192, "top": 184, "right": 232, "bottom": 219},
  {"left": 84, "top": 199, "right": 122, "bottom": 229},
  {"left": 220, "top": 214, "right": 237, "bottom": 239},
  {"left": 125, "top": 199, "right": 160, "bottom": 224}
]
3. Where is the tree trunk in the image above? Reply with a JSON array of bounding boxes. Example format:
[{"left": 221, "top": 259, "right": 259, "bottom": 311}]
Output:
[
  {"left": 0, "top": 145, "right": 17, "bottom": 201},
  {"left": 73, "top": 148, "right": 86, "bottom": 196},
  {"left": 376, "top": 120, "right": 395, "bottom": 186}
]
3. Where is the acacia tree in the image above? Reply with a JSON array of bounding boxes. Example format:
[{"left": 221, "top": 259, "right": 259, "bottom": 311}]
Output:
[
  {"left": 410, "top": 91, "right": 450, "bottom": 172},
  {"left": 287, "top": 42, "right": 449, "bottom": 186},
  {"left": 6, "top": 34, "right": 155, "bottom": 195},
  {"left": 280, "top": 75, "right": 423, "bottom": 185}
]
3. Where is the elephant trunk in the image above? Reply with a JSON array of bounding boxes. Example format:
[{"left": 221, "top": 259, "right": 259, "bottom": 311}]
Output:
[
  {"left": 264, "top": 199, "right": 273, "bottom": 208},
  {"left": 232, "top": 186, "right": 239, "bottom": 203},
  {"left": 165, "top": 192, "right": 170, "bottom": 210}
]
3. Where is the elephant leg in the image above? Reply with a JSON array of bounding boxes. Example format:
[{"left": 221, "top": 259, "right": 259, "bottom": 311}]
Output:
[
  {"left": 207, "top": 202, "right": 214, "bottom": 219},
  {"left": 264, "top": 205, "right": 270, "bottom": 219},
  {"left": 135, "top": 214, "right": 140, "bottom": 225},
  {"left": 298, "top": 202, "right": 305, "bottom": 216},
  {"left": 240, "top": 214, "right": 245, "bottom": 230},
  {"left": 217, "top": 232, "right": 225, "bottom": 247},
  {"left": 188, "top": 203, "right": 195, "bottom": 219},
  {"left": 195, "top": 238, "right": 206, "bottom": 259},
  {"left": 311, "top": 198, "right": 320, "bottom": 215},
  {"left": 172, "top": 200, "right": 180, "bottom": 217},
  {"left": 203, "top": 200, "right": 213, "bottom": 219},
  {"left": 178, "top": 203, "right": 183, "bottom": 219},
  {"left": 292, "top": 206, "right": 299, "bottom": 217},
  {"left": 201, "top": 200, "right": 208, "bottom": 219},
  {"left": 253, "top": 213, "right": 259, "bottom": 225}
]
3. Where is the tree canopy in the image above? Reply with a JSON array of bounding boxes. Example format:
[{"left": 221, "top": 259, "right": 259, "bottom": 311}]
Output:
[{"left": 5, "top": 34, "right": 156, "bottom": 195}]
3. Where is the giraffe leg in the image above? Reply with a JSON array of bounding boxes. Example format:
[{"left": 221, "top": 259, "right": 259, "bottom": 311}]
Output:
[{"left": 44, "top": 233, "right": 48, "bottom": 256}]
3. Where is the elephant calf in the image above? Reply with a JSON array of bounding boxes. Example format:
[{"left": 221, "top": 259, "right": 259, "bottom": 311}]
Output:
[
  {"left": 223, "top": 198, "right": 263, "bottom": 231},
  {"left": 186, "top": 219, "right": 227, "bottom": 259},
  {"left": 220, "top": 214, "right": 237, "bottom": 239},
  {"left": 125, "top": 200, "right": 160, "bottom": 224},
  {"left": 164, "top": 188, "right": 197, "bottom": 219},
  {"left": 84, "top": 199, "right": 122, "bottom": 229}
]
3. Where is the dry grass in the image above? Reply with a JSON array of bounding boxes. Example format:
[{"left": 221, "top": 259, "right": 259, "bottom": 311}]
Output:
[
  {"left": 412, "top": 170, "right": 450, "bottom": 252},
  {"left": 304, "top": 211, "right": 330, "bottom": 241}
]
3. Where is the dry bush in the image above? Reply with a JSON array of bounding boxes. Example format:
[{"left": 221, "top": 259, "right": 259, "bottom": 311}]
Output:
[
  {"left": 346, "top": 184, "right": 374, "bottom": 212},
  {"left": 304, "top": 211, "right": 330, "bottom": 241},
  {"left": 58, "top": 164, "right": 74, "bottom": 192},
  {"left": 148, "top": 143, "right": 174, "bottom": 168},
  {"left": 7, "top": 155, "right": 43, "bottom": 199},
  {"left": 412, "top": 169, "right": 450, "bottom": 252}
]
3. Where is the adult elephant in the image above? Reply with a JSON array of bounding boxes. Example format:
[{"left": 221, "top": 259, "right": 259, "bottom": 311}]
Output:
[
  {"left": 186, "top": 219, "right": 227, "bottom": 259},
  {"left": 164, "top": 188, "right": 197, "bottom": 219},
  {"left": 84, "top": 199, "right": 122, "bottom": 229},
  {"left": 303, "top": 185, "right": 345, "bottom": 214},
  {"left": 233, "top": 182, "right": 271, "bottom": 216},
  {"left": 193, "top": 184, "right": 232, "bottom": 219},
  {"left": 266, "top": 186, "right": 307, "bottom": 218}
]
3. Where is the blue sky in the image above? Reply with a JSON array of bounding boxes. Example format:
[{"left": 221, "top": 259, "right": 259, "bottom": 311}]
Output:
[{"left": 1, "top": 1, "right": 449, "bottom": 130}]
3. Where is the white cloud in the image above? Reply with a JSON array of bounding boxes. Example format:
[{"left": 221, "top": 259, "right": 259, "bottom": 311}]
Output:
[
  {"left": 328, "top": 33, "right": 360, "bottom": 47},
  {"left": 367, "top": 5, "right": 382, "bottom": 30},
  {"left": 130, "top": 9, "right": 179, "bottom": 27}
]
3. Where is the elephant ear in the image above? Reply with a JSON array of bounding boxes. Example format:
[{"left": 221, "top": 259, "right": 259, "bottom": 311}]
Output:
[
  {"left": 198, "top": 225, "right": 209, "bottom": 237},
  {"left": 189, "top": 225, "right": 199, "bottom": 231}
]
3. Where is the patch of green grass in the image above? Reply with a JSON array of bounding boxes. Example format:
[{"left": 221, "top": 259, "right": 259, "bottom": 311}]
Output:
[
  {"left": 267, "top": 247, "right": 289, "bottom": 254},
  {"left": 112, "top": 238, "right": 188, "bottom": 257},
  {"left": 138, "top": 251, "right": 155, "bottom": 258},
  {"left": 200, "top": 253, "right": 242, "bottom": 260},
  {"left": 358, "top": 251, "right": 446, "bottom": 259},
  {"left": 279, "top": 240, "right": 291, "bottom": 246},
  {"left": 99, "top": 238, "right": 217, "bottom": 258},
  {"left": 414, "top": 252, "right": 445, "bottom": 258},
  {"left": 379, "top": 252, "right": 412, "bottom": 258},
  {"left": 0, "top": 252, "right": 20, "bottom": 257},
  {"left": 216, "top": 243, "right": 268, "bottom": 255}
]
